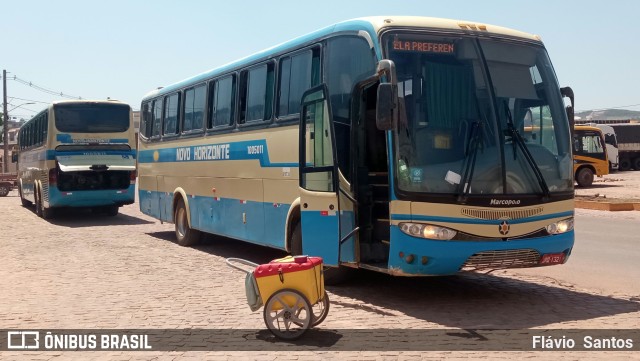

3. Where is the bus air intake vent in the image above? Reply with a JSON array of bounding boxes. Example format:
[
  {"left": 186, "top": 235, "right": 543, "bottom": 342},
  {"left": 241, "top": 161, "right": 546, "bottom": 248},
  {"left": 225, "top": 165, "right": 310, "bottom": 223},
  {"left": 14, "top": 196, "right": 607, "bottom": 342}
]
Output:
[
  {"left": 461, "top": 207, "right": 543, "bottom": 220},
  {"left": 460, "top": 249, "right": 540, "bottom": 271}
]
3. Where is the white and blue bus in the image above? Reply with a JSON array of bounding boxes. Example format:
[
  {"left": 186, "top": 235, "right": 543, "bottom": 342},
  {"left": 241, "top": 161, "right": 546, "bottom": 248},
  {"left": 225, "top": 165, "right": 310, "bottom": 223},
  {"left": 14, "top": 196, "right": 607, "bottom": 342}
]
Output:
[
  {"left": 138, "top": 17, "right": 575, "bottom": 277},
  {"left": 17, "top": 100, "right": 136, "bottom": 218}
]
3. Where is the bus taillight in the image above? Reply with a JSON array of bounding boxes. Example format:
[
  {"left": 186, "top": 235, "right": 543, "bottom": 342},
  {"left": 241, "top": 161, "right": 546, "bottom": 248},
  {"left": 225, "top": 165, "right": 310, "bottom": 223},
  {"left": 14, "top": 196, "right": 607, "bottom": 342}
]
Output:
[
  {"left": 130, "top": 170, "right": 137, "bottom": 183},
  {"left": 49, "top": 168, "right": 58, "bottom": 185}
]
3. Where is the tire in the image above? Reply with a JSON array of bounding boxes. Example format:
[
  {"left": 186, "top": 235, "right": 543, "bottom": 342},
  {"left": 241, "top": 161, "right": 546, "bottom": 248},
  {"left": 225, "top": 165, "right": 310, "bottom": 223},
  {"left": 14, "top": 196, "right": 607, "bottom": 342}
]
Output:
[
  {"left": 634, "top": 158, "right": 640, "bottom": 171},
  {"left": 290, "top": 222, "right": 303, "bottom": 256},
  {"left": 93, "top": 205, "right": 119, "bottom": 216},
  {"left": 619, "top": 158, "right": 631, "bottom": 171},
  {"left": 0, "top": 183, "right": 9, "bottom": 197},
  {"left": 575, "top": 167, "right": 594, "bottom": 187},
  {"left": 174, "top": 197, "right": 201, "bottom": 246},
  {"left": 310, "top": 291, "right": 330, "bottom": 327},
  {"left": 263, "top": 289, "right": 312, "bottom": 340},
  {"left": 106, "top": 206, "right": 119, "bottom": 217},
  {"left": 19, "top": 184, "right": 32, "bottom": 206},
  {"left": 34, "top": 188, "right": 42, "bottom": 217},
  {"left": 35, "top": 187, "right": 54, "bottom": 219}
]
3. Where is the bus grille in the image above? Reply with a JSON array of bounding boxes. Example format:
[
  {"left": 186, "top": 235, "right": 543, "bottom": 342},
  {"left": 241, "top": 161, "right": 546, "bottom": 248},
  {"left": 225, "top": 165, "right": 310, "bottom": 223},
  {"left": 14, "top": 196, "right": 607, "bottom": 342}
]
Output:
[
  {"left": 461, "top": 207, "right": 543, "bottom": 220},
  {"left": 460, "top": 249, "right": 540, "bottom": 271}
]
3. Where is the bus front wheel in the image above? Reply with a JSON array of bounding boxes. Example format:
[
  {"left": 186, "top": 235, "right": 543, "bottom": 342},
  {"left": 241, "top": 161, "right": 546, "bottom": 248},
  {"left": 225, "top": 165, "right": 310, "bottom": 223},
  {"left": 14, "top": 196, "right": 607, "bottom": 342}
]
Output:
[
  {"left": 575, "top": 167, "right": 594, "bottom": 187},
  {"left": 174, "top": 198, "right": 201, "bottom": 247}
]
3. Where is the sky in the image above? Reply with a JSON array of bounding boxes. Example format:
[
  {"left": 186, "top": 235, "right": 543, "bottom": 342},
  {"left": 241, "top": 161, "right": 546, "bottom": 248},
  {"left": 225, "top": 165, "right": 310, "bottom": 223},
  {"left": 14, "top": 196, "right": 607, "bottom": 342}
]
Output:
[{"left": 2, "top": 0, "right": 639, "bottom": 120}]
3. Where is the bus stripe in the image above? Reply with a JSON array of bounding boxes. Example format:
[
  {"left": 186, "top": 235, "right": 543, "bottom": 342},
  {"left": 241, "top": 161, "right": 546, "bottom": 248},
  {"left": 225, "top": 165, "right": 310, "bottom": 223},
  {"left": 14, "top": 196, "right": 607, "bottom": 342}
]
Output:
[
  {"left": 138, "top": 139, "right": 297, "bottom": 167},
  {"left": 391, "top": 211, "right": 574, "bottom": 225}
]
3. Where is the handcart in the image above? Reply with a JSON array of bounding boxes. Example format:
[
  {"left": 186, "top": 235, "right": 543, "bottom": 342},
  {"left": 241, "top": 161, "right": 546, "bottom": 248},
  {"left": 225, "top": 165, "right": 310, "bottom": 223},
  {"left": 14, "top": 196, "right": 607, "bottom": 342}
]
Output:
[{"left": 226, "top": 255, "right": 330, "bottom": 340}]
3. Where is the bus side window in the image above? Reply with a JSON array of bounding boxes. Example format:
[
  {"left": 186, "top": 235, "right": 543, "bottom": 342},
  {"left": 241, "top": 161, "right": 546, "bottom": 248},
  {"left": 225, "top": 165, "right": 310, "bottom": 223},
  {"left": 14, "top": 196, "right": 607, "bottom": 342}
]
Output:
[
  {"left": 183, "top": 84, "right": 206, "bottom": 133},
  {"left": 163, "top": 93, "right": 180, "bottom": 135},
  {"left": 152, "top": 99, "right": 163, "bottom": 138},
  {"left": 240, "top": 63, "right": 274, "bottom": 124},
  {"left": 208, "top": 75, "right": 236, "bottom": 129}
]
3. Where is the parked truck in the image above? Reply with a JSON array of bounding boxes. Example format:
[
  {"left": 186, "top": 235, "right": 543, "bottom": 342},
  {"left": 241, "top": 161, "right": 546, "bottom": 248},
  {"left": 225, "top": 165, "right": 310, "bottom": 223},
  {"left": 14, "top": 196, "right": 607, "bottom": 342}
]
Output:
[
  {"left": 0, "top": 173, "right": 17, "bottom": 197},
  {"left": 609, "top": 123, "right": 640, "bottom": 171}
]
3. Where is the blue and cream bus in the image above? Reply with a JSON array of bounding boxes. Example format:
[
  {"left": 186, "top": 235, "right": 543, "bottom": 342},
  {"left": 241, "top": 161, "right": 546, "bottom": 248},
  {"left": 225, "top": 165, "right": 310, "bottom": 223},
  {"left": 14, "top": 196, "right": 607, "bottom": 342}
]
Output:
[
  {"left": 138, "top": 16, "right": 575, "bottom": 277},
  {"left": 17, "top": 100, "right": 136, "bottom": 218}
]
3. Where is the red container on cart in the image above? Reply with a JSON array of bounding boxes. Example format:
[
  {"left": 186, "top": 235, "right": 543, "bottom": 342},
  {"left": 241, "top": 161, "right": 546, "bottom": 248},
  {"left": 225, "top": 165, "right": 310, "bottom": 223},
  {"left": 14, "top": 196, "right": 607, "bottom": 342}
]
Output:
[{"left": 254, "top": 256, "right": 324, "bottom": 307}]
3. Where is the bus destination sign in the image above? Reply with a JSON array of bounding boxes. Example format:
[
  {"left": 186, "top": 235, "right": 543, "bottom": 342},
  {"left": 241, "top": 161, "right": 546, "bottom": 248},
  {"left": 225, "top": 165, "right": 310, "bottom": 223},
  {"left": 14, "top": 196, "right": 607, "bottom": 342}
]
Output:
[{"left": 392, "top": 39, "right": 454, "bottom": 54}]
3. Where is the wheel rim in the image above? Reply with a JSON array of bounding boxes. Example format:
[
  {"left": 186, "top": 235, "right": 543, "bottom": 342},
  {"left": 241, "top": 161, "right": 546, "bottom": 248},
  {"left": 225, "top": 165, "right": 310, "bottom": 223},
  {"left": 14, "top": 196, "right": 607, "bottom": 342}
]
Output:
[
  {"left": 176, "top": 207, "right": 187, "bottom": 238},
  {"left": 0, "top": 186, "right": 7, "bottom": 195},
  {"left": 264, "top": 290, "right": 311, "bottom": 340}
]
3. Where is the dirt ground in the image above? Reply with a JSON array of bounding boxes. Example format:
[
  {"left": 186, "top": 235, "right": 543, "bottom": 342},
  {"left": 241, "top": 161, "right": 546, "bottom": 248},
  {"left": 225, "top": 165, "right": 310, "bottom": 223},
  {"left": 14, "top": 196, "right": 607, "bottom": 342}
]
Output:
[{"left": 575, "top": 170, "right": 640, "bottom": 202}]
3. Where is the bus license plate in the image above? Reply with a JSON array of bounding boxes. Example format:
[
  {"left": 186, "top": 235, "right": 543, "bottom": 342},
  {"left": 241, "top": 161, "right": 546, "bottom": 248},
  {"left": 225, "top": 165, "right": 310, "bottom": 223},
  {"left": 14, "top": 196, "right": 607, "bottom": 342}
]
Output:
[{"left": 539, "top": 253, "right": 565, "bottom": 265}]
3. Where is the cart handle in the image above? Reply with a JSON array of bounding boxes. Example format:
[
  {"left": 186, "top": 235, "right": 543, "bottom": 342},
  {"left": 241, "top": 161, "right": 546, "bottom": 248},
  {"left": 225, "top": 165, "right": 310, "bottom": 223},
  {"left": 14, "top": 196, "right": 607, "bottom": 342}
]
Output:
[{"left": 226, "top": 258, "right": 260, "bottom": 274}]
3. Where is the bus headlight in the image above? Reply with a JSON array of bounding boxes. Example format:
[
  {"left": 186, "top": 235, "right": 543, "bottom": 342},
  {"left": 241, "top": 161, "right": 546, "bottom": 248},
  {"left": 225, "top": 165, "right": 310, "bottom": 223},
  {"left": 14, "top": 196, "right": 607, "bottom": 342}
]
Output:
[
  {"left": 545, "top": 218, "right": 574, "bottom": 235},
  {"left": 399, "top": 222, "right": 457, "bottom": 240}
]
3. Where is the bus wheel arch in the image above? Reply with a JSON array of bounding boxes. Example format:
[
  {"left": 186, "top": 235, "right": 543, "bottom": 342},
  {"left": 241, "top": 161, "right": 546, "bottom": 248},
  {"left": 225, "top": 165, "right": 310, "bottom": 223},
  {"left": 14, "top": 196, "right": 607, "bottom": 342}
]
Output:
[
  {"left": 173, "top": 194, "right": 201, "bottom": 247},
  {"left": 285, "top": 199, "right": 301, "bottom": 254},
  {"left": 575, "top": 166, "right": 595, "bottom": 187},
  {"left": 171, "top": 188, "right": 190, "bottom": 223}
]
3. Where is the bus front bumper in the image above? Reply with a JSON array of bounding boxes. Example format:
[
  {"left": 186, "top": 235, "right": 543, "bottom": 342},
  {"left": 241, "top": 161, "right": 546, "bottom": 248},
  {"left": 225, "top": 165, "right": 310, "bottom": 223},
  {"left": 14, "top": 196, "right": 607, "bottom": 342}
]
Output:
[{"left": 386, "top": 227, "right": 574, "bottom": 276}]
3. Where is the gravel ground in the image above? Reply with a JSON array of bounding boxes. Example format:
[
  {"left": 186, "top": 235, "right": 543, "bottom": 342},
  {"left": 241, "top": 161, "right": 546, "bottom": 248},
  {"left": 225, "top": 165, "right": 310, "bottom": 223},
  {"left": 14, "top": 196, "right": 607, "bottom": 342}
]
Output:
[{"left": 575, "top": 170, "right": 640, "bottom": 201}]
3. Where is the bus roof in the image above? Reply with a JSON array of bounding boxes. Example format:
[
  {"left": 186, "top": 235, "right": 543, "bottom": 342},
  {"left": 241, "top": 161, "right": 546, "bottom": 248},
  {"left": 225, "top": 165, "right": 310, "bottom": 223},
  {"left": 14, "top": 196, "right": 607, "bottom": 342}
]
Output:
[
  {"left": 142, "top": 16, "right": 541, "bottom": 102},
  {"left": 50, "top": 99, "right": 130, "bottom": 106},
  {"left": 574, "top": 125, "right": 604, "bottom": 132}
]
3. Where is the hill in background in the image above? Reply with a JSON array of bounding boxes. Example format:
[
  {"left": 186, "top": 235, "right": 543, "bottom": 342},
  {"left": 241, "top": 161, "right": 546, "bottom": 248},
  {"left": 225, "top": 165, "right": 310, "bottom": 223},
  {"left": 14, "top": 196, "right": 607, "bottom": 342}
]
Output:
[{"left": 576, "top": 109, "right": 640, "bottom": 121}]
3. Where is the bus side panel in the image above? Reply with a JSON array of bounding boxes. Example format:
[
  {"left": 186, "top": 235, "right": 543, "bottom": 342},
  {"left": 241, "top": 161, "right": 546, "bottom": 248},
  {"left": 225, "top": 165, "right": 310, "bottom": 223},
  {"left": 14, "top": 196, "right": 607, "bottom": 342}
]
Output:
[
  {"left": 138, "top": 175, "right": 160, "bottom": 219},
  {"left": 263, "top": 178, "right": 299, "bottom": 248},
  {"left": 222, "top": 178, "right": 265, "bottom": 245}
]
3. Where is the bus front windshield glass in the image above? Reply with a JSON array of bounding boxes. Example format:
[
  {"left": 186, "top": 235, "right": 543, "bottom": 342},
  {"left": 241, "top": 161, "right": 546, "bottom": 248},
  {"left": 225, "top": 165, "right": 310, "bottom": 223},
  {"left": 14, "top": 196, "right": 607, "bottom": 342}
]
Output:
[
  {"left": 386, "top": 34, "right": 573, "bottom": 198},
  {"left": 55, "top": 103, "right": 131, "bottom": 133}
]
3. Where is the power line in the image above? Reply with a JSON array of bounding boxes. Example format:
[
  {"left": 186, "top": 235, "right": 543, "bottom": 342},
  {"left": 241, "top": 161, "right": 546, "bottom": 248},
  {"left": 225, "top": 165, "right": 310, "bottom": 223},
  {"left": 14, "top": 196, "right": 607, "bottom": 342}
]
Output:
[
  {"left": 3, "top": 74, "right": 83, "bottom": 100},
  {"left": 8, "top": 96, "right": 49, "bottom": 105}
]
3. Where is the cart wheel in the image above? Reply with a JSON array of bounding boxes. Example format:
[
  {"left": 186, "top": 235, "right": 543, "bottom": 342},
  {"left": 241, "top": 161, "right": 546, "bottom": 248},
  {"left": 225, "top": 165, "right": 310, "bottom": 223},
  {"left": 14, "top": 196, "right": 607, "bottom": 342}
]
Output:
[
  {"left": 263, "top": 289, "right": 312, "bottom": 340},
  {"left": 310, "top": 291, "right": 330, "bottom": 327}
]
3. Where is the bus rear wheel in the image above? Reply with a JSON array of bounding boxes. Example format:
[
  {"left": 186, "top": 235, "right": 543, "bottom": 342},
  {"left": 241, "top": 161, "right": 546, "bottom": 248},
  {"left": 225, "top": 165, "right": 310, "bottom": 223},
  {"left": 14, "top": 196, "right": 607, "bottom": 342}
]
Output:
[
  {"left": 35, "top": 187, "right": 54, "bottom": 219},
  {"left": 174, "top": 198, "right": 201, "bottom": 246},
  {"left": 19, "top": 184, "right": 32, "bottom": 206},
  {"left": 575, "top": 167, "right": 594, "bottom": 187}
]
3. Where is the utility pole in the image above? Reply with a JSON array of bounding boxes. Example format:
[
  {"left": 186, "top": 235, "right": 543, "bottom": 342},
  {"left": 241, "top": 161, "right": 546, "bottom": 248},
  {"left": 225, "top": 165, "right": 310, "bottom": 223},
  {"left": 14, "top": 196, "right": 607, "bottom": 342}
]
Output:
[{"left": 2, "top": 69, "right": 9, "bottom": 173}]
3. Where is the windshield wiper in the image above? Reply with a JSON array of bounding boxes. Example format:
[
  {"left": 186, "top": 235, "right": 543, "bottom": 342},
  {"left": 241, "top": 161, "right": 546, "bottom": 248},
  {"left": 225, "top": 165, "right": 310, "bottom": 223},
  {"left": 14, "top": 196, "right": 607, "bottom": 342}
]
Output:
[
  {"left": 503, "top": 102, "right": 551, "bottom": 199},
  {"left": 457, "top": 119, "right": 483, "bottom": 203}
]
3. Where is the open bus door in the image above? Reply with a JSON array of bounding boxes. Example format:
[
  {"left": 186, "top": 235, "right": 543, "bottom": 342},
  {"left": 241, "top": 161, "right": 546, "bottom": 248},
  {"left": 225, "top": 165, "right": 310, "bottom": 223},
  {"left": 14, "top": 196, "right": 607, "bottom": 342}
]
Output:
[{"left": 298, "top": 85, "right": 357, "bottom": 267}]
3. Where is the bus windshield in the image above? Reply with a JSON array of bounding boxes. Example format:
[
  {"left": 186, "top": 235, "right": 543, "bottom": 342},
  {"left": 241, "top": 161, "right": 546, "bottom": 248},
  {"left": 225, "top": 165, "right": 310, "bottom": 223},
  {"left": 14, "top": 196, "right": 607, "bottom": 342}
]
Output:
[
  {"left": 386, "top": 34, "right": 573, "bottom": 198},
  {"left": 54, "top": 103, "right": 130, "bottom": 133}
]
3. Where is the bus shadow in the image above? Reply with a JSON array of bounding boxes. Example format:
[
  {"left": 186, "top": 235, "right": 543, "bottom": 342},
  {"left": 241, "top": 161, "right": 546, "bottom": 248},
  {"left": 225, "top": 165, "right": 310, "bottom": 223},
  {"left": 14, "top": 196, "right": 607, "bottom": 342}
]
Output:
[
  {"left": 175, "top": 235, "right": 640, "bottom": 330},
  {"left": 146, "top": 231, "right": 286, "bottom": 261},
  {"left": 47, "top": 208, "right": 154, "bottom": 227},
  {"left": 580, "top": 183, "right": 625, "bottom": 189},
  {"left": 326, "top": 269, "right": 640, "bottom": 329}
]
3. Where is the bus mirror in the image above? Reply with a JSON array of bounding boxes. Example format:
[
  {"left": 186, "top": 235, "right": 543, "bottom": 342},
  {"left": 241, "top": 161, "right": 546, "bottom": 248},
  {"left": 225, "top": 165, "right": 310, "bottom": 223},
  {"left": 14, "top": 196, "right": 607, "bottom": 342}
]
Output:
[
  {"left": 376, "top": 83, "right": 397, "bottom": 131},
  {"left": 560, "top": 86, "right": 575, "bottom": 129}
]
